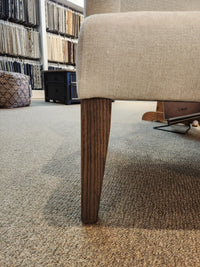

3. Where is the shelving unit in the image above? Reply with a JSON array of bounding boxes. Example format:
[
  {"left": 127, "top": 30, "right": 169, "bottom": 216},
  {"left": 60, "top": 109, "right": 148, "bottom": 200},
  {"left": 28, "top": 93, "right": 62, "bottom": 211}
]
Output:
[
  {"left": 0, "top": 0, "right": 42, "bottom": 89},
  {"left": 0, "top": 0, "right": 40, "bottom": 27},
  {"left": 0, "top": 0, "right": 83, "bottom": 89},
  {"left": 0, "top": 55, "right": 42, "bottom": 90},
  {"left": 45, "top": 0, "right": 83, "bottom": 70}
]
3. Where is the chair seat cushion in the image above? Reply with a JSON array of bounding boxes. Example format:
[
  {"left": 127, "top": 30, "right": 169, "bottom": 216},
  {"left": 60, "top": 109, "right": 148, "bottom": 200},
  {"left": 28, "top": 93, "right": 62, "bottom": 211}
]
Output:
[
  {"left": 77, "top": 12, "right": 200, "bottom": 101},
  {"left": 121, "top": 0, "right": 200, "bottom": 12},
  {"left": 85, "top": 0, "right": 200, "bottom": 17},
  {"left": 0, "top": 71, "right": 31, "bottom": 108}
]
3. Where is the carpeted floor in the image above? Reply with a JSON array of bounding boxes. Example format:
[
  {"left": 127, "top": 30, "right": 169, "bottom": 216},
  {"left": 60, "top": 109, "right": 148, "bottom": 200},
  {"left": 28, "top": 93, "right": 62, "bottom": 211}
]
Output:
[{"left": 1, "top": 99, "right": 200, "bottom": 266}]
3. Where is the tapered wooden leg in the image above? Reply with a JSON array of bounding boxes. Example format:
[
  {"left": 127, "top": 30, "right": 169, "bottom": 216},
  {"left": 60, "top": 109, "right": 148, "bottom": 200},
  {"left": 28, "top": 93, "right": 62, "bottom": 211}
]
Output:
[
  {"left": 142, "top": 101, "right": 165, "bottom": 122},
  {"left": 81, "top": 98, "right": 112, "bottom": 224}
]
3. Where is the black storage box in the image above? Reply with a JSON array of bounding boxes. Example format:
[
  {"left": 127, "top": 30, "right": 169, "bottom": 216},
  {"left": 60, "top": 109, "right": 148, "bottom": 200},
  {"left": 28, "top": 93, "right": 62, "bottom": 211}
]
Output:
[{"left": 43, "top": 70, "right": 80, "bottom": 105}]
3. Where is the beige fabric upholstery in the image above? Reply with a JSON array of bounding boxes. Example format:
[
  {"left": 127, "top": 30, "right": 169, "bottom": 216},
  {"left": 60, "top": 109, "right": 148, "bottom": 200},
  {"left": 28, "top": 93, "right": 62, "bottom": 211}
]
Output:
[
  {"left": 77, "top": 12, "right": 200, "bottom": 101},
  {"left": 85, "top": 0, "right": 200, "bottom": 16},
  {"left": 121, "top": 0, "right": 200, "bottom": 12},
  {"left": 84, "top": 0, "right": 120, "bottom": 17}
]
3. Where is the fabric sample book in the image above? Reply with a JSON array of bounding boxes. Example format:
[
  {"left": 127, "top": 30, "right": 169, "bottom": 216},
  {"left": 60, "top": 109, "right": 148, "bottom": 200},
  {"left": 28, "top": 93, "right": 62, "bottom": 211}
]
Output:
[
  {"left": 46, "top": 1, "right": 83, "bottom": 37},
  {"left": 0, "top": 21, "right": 40, "bottom": 59},
  {"left": 0, "top": 59, "right": 42, "bottom": 89},
  {"left": 0, "top": 0, "right": 39, "bottom": 26},
  {"left": 47, "top": 33, "right": 77, "bottom": 65}
]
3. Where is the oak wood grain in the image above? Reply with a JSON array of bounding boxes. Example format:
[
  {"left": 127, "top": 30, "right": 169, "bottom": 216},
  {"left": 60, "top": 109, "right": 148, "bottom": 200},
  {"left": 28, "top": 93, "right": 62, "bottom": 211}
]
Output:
[
  {"left": 142, "top": 102, "right": 165, "bottom": 122},
  {"left": 81, "top": 98, "right": 112, "bottom": 224}
]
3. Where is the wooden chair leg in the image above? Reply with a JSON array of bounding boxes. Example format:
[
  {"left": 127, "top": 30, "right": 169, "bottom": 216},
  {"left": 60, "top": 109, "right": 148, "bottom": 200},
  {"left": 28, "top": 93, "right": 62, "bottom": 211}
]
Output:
[
  {"left": 81, "top": 98, "right": 112, "bottom": 224},
  {"left": 142, "top": 101, "right": 165, "bottom": 122}
]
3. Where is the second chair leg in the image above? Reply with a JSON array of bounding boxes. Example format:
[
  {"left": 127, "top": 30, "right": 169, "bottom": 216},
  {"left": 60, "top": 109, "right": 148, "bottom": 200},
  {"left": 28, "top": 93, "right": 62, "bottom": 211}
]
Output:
[{"left": 81, "top": 98, "right": 112, "bottom": 224}]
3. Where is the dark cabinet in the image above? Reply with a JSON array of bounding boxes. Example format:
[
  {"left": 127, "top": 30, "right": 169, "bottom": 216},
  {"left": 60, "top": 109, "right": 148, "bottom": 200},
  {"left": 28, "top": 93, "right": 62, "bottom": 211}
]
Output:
[{"left": 43, "top": 70, "right": 80, "bottom": 105}]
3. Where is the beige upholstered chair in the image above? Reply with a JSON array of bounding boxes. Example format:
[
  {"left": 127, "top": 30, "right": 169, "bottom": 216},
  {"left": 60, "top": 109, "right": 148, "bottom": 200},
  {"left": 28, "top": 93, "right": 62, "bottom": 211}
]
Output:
[{"left": 77, "top": 0, "right": 200, "bottom": 224}]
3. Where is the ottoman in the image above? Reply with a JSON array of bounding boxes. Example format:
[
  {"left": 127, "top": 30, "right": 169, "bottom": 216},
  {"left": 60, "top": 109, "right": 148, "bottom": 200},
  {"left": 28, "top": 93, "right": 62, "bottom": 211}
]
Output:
[{"left": 0, "top": 71, "right": 31, "bottom": 108}]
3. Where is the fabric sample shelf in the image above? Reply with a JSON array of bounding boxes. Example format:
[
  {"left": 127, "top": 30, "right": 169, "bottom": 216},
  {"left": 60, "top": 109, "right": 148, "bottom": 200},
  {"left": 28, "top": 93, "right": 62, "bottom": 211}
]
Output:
[
  {"left": 0, "top": 21, "right": 40, "bottom": 59},
  {"left": 46, "top": 0, "right": 83, "bottom": 38},
  {"left": 0, "top": 0, "right": 39, "bottom": 26},
  {"left": 0, "top": 0, "right": 83, "bottom": 90}
]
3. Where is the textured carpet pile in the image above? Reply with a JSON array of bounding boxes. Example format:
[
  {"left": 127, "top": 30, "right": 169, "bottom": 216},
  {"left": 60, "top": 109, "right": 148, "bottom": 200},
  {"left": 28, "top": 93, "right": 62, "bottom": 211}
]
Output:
[{"left": 1, "top": 100, "right": 200, "bottom": 266}]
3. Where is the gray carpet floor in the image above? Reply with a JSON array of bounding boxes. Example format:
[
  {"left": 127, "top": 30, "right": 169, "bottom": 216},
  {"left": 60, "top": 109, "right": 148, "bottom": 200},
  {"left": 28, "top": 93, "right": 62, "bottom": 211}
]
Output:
[{"left": 1, "top": 99, "right": 200, "bottom": 266}]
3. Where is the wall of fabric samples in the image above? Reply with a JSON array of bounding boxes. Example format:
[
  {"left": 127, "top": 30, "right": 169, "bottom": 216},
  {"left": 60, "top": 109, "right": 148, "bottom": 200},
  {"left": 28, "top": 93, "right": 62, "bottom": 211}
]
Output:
[
  {"left": 46, "top": 1, "right": 84, "bottom": 38},
  {"left": 0, "top": 21, "right": 40, "bottom": 59},
  {"left": 46, "top": 0, "right": 82, "bottom": 68},
  {"left": 0, "top": 0, "right": 39, "bottom": 27},
  {"left": 47, "top": 33, "right": 78, "bottom": 64},
  {"left": 0, "top": 0, "right": 83, "bottom": 89},
  {"left": 0, "top": 57, "right": 42, "bottom": 89}
]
